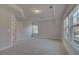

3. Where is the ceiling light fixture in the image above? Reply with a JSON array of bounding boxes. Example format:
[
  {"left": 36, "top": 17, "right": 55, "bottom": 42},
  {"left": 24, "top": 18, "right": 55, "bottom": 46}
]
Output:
[
  {"left": 32, "top": 9, "right": 40, "bottom": 14},
  {"left": 35, "top": 9, "right": 40, "bottom": 13}
]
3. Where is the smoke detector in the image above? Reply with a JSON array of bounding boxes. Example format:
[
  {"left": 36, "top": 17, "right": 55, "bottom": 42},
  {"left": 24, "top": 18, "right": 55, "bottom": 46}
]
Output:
[{"left": 50, "top": 6, "right": 53, "bottom": 8}]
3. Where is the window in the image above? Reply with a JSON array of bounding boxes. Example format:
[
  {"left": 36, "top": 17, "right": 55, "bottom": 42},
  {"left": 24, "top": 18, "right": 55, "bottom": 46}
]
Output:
[
  {"left": 73, "top": 9, "right": 79, "bottom": 45},
  {"left": 32, "top": 25, "right": 38, "bottom": 34},
  {"left": 64, "top": 5, "right": 79, "bottom": 46},
  {"left": 64, "top": 17, "right": 69, "bottom": 40}
]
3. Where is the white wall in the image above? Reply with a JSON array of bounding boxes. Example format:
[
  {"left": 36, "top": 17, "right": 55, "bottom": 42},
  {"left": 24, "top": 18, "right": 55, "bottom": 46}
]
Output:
[
  {"left": 22, "top": 20, "right": 32, "bottom": 39},
  {"left": 37, "top": 20, "right": 61, "bottom": 39},
  {"left": 16, "top": 19, "right": 32, "bottom": 40},
  {"left": 19, "top": 18, "right": 61, "bottom": 40},
  {"left": 16, "top": 20, "right": 25, "bottom": 40},
  {"left": 0, "top": 8, "right": 12, "bottom": 50}
]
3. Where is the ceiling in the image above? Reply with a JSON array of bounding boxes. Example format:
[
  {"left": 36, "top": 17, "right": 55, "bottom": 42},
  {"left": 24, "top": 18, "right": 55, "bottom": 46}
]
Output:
[
  {"left": 0, "top": 4, "right": 76, "bottom": 21},
  {"left": 15, "top": 4, "right": 67, "bottom": 21}
]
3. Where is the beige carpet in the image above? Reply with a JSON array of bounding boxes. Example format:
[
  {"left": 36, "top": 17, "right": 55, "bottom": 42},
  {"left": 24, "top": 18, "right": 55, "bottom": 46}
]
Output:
[{"left": 0, "top": 39, "right": 68, "bottom": 55}]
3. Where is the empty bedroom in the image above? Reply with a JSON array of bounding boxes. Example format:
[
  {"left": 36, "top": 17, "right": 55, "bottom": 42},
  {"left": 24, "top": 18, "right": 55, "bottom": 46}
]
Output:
[{"left": 0, "top": 4, "right": 79, "bottom": 55}]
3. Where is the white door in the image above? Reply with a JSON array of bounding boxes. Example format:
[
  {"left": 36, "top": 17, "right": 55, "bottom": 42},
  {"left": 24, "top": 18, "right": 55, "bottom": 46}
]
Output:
[{"left": 0, "top": 8, "right": 11, "bottom": 49}]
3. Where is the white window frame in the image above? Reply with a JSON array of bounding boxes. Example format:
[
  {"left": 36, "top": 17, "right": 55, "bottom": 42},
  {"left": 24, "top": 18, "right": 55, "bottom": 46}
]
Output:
[{"left": 64, "top": 5, "right": 79, "bottom": 47}]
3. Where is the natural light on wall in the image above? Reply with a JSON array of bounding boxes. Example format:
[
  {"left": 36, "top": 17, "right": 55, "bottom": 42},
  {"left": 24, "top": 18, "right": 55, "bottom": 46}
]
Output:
[{"left": 32, "top": 25, "right": 38, "bottom": 34}]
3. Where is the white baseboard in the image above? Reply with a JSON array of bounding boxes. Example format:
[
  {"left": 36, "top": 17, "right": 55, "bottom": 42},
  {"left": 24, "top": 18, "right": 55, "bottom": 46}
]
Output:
[{"left": 0, "top": 45, "right": 12, "bottom": 51}]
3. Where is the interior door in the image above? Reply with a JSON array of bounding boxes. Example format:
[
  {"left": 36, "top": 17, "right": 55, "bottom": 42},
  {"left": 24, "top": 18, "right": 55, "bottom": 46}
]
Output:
[{"left": 0, "top": 8, "right": 11, "bottom": 49}]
